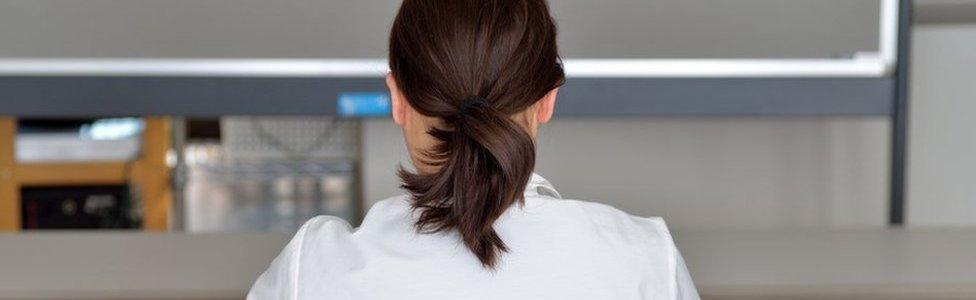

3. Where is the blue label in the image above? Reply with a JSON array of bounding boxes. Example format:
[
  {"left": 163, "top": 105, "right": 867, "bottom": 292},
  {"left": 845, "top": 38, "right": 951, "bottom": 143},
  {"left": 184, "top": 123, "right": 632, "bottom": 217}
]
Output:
[{"left": 337, "top": 92, "right": 391, "bottom": 117}]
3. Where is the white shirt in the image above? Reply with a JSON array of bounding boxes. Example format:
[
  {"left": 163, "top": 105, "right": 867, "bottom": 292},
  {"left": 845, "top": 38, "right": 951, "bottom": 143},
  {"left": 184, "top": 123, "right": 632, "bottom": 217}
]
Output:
[{"left": 249, "top": 174, "right": 699, "bottom": 300}]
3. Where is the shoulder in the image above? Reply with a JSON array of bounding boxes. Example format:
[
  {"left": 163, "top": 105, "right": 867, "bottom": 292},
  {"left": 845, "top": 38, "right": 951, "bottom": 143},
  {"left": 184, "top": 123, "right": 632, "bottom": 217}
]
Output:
[
  {"left": 530, "top": 198, "right": 677, "bottom": 250},
  {"left": 302, "top": 215, "right": 353, "bottom": 235},
  {"left": 297, "top": 195, "right": 418, "bottom": 250},
  {"left": 364, "top": 195, "right": 413, "bottom": 218},
  {"left": 285, "top": 215, "right": 356, "bottom": 267},
  {"left": 559, "top": 199, "right": 682, "bottom": 296},
  {"left": 301, "top": 195, "right": 411, "bottom": 238},
  {"left": 287, "top": 197, "right": 409, "bottom": 266},
  {"left": 247, "top": 215, "right": 354, "bottom": 299},
  {"left": 290, "top": 216, "right": 352, "bottom": 258},
  {"left": 519, "top": 198, "right": 681, "bottom": 294},
  {"left": 290, "top": 195, "right": 416, "bottom": 254},
  {"left": 289, "top": 195, "right": 419, "bottom": 275},
  {"left": 357, "top": 195, "right": 415, "bottom": 233},
  {"left": 248, "top": 214, "right": 365, "bottom": 299}
]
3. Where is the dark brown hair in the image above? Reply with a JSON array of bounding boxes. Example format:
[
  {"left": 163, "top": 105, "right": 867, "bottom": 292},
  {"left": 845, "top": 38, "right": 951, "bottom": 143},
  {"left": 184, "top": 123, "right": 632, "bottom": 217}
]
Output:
[{"left": 388, "top": 0, "right": 565, "bottom": 268}]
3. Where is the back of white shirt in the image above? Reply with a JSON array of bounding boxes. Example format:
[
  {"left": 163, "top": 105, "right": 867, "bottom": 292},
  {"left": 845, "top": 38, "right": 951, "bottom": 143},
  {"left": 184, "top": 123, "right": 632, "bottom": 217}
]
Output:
[{"left": 249, "top": 174, "right": 699, "bottom": 300}]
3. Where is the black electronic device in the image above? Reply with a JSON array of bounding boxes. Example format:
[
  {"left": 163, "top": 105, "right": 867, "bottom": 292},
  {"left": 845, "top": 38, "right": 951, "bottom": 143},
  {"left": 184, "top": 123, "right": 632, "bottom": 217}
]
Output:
[{"left": 21, "top": 185, "right": 139, "bottom": 229}]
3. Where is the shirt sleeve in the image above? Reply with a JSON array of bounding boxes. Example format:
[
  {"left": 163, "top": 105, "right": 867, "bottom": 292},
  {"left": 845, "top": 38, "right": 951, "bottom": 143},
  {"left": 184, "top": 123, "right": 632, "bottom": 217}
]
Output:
[
  {"left": 674, "top": 248, "right": 701, "bottom": 300},
  {"left": 247, "top": 220, "right": 312, "bottom": 300}
]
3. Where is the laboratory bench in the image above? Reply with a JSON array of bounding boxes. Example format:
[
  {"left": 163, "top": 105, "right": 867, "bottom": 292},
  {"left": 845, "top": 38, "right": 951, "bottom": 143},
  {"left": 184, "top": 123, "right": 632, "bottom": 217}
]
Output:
[{"left": 1, "top": 229, "right": 974, "bottom": 300}]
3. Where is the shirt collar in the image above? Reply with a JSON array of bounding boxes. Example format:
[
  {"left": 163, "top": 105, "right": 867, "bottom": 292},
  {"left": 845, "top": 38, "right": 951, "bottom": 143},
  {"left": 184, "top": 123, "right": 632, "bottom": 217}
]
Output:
[{"left": 524, "top": 173, "right": 562, "bottom": 199}]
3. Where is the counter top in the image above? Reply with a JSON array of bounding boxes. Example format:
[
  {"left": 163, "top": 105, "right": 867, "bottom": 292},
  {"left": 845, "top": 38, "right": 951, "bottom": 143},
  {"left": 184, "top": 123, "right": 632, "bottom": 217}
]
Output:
[
  {"left": 0, "top": 232, "right": 289, "bottom": 300},
  {"left": 2, "top": 229, "right": 975, "bottom": 299},
  {"left": 678, "top": 229, "right": 976, "bottom": 299}
]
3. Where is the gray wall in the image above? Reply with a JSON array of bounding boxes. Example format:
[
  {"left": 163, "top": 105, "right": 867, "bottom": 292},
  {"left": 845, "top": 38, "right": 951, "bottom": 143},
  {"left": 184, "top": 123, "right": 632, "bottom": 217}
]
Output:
[
  {"left": 907, "top": 24, "right": 976, "bottom": 227},
  {"left": 362, "top": 24, "right": 976, "bottom": 230},
  {"left": 362, "top": 118, "right": 889, "bottom": 230}
]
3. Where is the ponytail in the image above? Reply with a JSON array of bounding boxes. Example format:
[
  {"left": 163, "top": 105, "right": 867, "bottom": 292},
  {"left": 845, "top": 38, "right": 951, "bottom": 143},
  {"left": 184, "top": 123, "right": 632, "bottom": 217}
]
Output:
[
  {"left": 389, "top": 0, "right": 565, "bottom": 269},
  {"left": 399, "top": 97, "right": 536, "bottom": 268}
]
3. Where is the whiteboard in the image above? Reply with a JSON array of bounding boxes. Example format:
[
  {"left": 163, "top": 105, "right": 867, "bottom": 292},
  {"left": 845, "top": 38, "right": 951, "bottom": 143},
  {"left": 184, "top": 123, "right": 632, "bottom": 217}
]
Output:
[{"left": 0, "top": 0, "right": 897, "bottom": 77}]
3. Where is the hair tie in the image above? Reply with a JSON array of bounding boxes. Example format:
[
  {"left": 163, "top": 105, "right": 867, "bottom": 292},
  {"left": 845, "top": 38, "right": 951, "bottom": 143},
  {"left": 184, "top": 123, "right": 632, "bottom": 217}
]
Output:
[{"left": 457, "top": 96, "right": 488, "bottom": 116}]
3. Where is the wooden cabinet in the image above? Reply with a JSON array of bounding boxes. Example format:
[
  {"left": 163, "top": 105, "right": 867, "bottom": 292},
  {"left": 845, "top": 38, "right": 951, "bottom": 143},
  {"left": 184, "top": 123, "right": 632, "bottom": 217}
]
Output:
[{"left": 0, "top": 117, "right": 172, "bottom": 231}]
